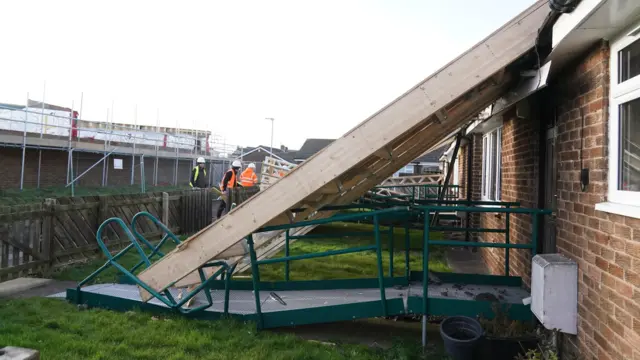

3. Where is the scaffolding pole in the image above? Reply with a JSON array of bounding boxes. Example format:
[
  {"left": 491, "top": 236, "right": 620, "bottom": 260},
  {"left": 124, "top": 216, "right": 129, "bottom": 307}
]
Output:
[
  {"left": 102, "top": 109, "right": 109, "bottom": 186},
  {"left": 19, "top": 92, "right": 28, "bottom": 191},
  {"left": 37, "top": 82, "right": 46, "bottom": 189},
  {"left": 140, "top": 155, "right": 145, "bottom": 193},
  {"left": 154, "top": 109, "right": 159, "bottom": 186},
  {"left": 131, "top": 105, "right": 138, "bottom": 185},
  {"left": 65, "top": 100, "right": 75, "bottom": 186},
  {"left": 67, "top": 148, "right": 118, "bottom": 190},
  {"left": 173, "top": 118, "right": 179, "bottom": 186}
]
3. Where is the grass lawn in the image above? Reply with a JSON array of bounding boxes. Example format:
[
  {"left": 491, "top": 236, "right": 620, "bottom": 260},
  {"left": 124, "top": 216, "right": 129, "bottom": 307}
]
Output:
[
  {"left": 1, "top": 222, "right": 452, "bottom": 359},
  {"left": 52, "top": 222, "right": 449, "bottom": 284},
  {"left": 249, "top": 222, "right": 449, "bottom": 281}
]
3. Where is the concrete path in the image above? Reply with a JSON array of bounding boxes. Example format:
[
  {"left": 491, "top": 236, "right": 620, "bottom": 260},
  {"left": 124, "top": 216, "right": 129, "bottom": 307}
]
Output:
[
  {"left": 445, "top": 247, "right": 489, "bottom": 275},
  {"left": 0, "top": 277, "right": 76, "bottom": 300}
]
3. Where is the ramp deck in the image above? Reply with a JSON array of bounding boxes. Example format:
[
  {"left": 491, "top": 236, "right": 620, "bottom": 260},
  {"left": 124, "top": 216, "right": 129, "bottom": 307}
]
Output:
[{"left": 67, "top": 278, "right": 531, "bottom": 328}]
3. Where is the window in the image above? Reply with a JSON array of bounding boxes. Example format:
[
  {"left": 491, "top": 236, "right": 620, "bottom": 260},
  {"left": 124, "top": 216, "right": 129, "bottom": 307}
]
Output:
[
  {"left": 452, "top": 156, "right": 459, "bottom": 186},
  {"left": 392, "top": 165, "right": 415, "bottom": 177},
  {"left": 481, "top": 127, "right": 502, "bottom": 201},
  {"left": 606, "top": 26, "right": 640, "bottom": 210},
  {"left": 400, "top": 165, "right": 414, "bottom": 174}
]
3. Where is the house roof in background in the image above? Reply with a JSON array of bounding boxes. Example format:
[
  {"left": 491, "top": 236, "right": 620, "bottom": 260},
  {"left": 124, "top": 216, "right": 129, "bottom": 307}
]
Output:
[
  {"left": 295, "top": 138, "right": 335, "bottom": 160},
  {"left": 235, "top": 145, "right": 298, "bottom": 162},
  {"left": 26, "top": 99, "right": 73, "bottom": 112},
  {"left": 413, "top": 144, "right": 448, "bottom": 164}
]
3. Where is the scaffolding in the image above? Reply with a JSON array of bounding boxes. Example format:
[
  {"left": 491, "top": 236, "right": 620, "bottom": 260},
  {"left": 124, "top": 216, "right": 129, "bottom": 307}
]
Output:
[{"left": 0, "top": 100, "right": 242, "bottom": 195}]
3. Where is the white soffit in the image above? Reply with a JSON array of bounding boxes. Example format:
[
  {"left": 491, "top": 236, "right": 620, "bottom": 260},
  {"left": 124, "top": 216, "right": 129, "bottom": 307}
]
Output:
[{"left": 549, "top": 0, "right": 640, "bottom": 75}]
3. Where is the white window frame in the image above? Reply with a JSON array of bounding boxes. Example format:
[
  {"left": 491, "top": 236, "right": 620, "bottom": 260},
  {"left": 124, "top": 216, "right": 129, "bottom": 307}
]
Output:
[
  {"left": 481, "top": 126, "right": 502, "bottom": 202},
  {"left": 598, "top": 23, "right": 640, "bottom": 217},
  {"left": 452, "top": 156, "right": 459, "bottom": 186}
]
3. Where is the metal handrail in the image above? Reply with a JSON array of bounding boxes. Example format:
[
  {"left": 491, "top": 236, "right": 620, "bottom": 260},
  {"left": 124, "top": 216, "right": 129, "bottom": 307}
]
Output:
[
  {"left": 75, "top": 213, "right": 234, "bottom": 315},
  {"left": 245, "top": 213, "right": 389, "bottom": 329},
  {"left": 419, "top": 205, "right": 552, "bottom": 335}
]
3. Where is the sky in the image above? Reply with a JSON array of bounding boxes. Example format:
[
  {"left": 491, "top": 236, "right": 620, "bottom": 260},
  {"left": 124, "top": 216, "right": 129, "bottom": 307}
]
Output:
[{"left": 0, "top": 0, "right": 537, "bottom": 151}]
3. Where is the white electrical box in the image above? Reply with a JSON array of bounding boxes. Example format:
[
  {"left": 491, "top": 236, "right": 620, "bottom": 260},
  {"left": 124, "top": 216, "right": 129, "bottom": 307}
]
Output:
[{"left": 531, "top": 253, "right": 578, "bottom": 335}]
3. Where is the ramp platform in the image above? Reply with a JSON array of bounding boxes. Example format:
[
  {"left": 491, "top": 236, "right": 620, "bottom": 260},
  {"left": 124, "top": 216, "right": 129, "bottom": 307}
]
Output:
[
  {"left": 69, "top": 202, "right": 550, "bottom": 347},
  {"left": 68, "top": 275, "right": 532, "bottom": 329},
  {"left": 133, "top": 0, "right": 551, "bottom": 300}
]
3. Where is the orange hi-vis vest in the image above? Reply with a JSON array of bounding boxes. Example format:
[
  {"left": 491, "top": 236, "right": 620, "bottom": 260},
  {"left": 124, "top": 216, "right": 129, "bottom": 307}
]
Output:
[
  {"left": 240, "top": 168, "right": 258, "bottom": 187},
  {"left": 219, "top": 169, "right": 237, "bottom": 191}
]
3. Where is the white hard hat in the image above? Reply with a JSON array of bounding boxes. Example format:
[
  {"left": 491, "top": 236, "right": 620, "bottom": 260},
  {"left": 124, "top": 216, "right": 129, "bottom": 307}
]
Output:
[
  {"left": 196, "top": 157, "right": 205, "bottom": 164},
  {"left": 248, "top": 163, "right": 256, "bottom": 169},
  {"left": 232, "top": 160, "right": 242, "bottom": 167}
]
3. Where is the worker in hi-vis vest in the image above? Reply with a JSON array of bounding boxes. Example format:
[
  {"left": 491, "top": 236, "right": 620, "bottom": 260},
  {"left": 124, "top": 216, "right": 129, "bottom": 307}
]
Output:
[
  {"left": 216, "top": 159, "right": 242, "bottom": 218},
  {"left": 189, "top": 157, "right": 208, "bottom": 188},
  {"left": 240, "top": 163, "right": 258, "bottom": 187}
]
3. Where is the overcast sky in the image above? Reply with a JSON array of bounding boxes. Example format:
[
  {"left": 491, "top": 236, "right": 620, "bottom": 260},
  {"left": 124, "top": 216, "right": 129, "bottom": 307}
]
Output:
[{"left": 0, "top": 0, "right": 536, "bottom": 151}]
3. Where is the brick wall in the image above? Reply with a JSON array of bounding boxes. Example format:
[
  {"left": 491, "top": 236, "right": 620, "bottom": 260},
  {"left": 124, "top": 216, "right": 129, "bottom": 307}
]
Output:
[
  {"left": 456, "top": 134, "right": 484, "bottom": 240},
  {"left": 459, "top": 40, "right": 640, "bottom": 360},
  {"left": 477, "top": 105, "right": 541, "bottom": 286},
  {"left": 553, "top": 41, "right": 640, "bottom": 360},
  {"left": 0, "top": 147, "right": 195, "bottom": 189}
]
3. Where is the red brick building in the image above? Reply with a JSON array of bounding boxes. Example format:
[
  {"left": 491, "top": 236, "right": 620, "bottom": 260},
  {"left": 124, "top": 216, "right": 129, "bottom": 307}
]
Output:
[{"left": 442, "top": 1, "right": 640, "bottom": 358}]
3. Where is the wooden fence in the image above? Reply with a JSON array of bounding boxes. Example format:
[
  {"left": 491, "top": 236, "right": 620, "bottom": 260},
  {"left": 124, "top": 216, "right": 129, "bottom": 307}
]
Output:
[
  {"left": 0, "top": 191, "right": 184, "bottom": 281},
  {"left": 0, "top": 187, "right": 263, "bottom": 281}
]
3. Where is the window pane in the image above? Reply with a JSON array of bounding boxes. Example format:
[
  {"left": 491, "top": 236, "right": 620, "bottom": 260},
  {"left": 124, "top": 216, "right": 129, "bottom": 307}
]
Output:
[
  {"left": 490, "top": 132, "right": 498, "bottom": 200},
  {"left": 619, "top": 38, "right": 640, "bottom": 83},
  {"left": 482, "top": 137, "right": 488, "bottom": 197},
  {"left": 496, "top": 129, "right": 502, "bottom": 200},
  {"left": 619, "top": 98, "right": 640, "bottom": 191}
]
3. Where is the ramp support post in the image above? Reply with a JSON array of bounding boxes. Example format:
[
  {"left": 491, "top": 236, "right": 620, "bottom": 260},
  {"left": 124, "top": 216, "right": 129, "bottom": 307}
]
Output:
[
  {"left": 247, "top": 234, "right": 264, "bottom": 329},
  {"left": 404, "top": 221, "right": 410, "bottom": 279},
  {"left": 373, "top": 215, "right": 388, "bottom": 316},
  {"left": 284, "top": 229, "right": 290, "bottom": 281},
  {"left": 422, "top": 210, "right": 431, "bottom": 348},
  {"left": 388, "top": 226, "right": 394, "bottom": 278}
]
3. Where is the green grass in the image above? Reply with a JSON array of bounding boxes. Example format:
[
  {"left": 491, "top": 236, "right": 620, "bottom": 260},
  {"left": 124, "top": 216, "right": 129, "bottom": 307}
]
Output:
[
  {"left": 0, "top": 185, "right": 190, "bottom": 205},
  {"left": 0, "top": 297, "right": 451, "bottom": 360},
  {"left": 8, "top": 222, "right": 452, "bottom": 359},
  {"left": 250, "top": 222, "right": 449, "bottom": 281},
  {"left": 51, "top": 223, "right": 449, "bottom": 284}
]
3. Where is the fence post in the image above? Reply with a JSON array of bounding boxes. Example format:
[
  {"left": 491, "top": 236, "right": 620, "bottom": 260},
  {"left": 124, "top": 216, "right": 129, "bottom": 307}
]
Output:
[
  {"left": 162, "top": 192, "right": 169, "bottom": 226},
  {"left": 98, "top": 196, "right": 109, "bottom": 226},
  {"left": 42, "top": 198, "right": 56, "bottom": 274}
]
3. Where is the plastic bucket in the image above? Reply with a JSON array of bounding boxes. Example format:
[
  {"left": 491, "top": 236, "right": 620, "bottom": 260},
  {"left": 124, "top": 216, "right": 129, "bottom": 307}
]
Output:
[{"left": 439, "top": 316, "right": 484, "bottom": 360}]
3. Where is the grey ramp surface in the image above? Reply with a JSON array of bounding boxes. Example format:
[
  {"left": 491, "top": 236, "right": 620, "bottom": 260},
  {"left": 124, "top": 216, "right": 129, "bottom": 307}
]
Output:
[
  {"left": 68, "top": 282, "right": 529, "bottom": 315},
  {"left": 73, "top": 284, "right": 407, "bottom": 315},
  {"left": 409, "top": 282, "right": 529, "bottom": 304}
]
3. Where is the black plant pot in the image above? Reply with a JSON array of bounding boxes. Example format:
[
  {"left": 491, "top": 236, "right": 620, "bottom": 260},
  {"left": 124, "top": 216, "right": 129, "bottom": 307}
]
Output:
[
  {"left": 440, "top": 316, "right": 484, "bottom": 360},
  {"left": 475, "top": 335, "right": 539, "bottom": 360}
]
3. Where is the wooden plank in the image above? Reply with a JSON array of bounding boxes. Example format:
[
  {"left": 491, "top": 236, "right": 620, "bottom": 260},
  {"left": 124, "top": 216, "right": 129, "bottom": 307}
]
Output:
[
  {"left": 11, "top": 221, "right": 21, "bottom": 275},
  {"left": 65, "top": 198, "right": 95, "bottom": 246},
  {"left": 107, "top": 195, "right": 131, "bottom": 241},
  {"left": 51, "top": 201, "right": 87, "bottom": 262},
  {"left": 54, "top": 203, "right": 100, "bottom": 211},
  {"left": 135, "top": 0, "right": 549, "bottom": 298},
  {"left": 0, "top": 260, "right": 48, "bottom": 277},
  {"left": 0, "top": 221, "right": 8, "bottom": 281},
  {"left": 42, "top": 199, "right": 55, "bottom": 264},
  {"left": 106, "top": 197, "right": 162, "bottom": 207},
  {"left": 167, "top": 198, "right": 180, "bottom": 231},
  {"left": 0, "top": 210, "right": 46, "bottom": 223},
  {"left": 162, "top": 192, "right": 169, "bottom": 225}
]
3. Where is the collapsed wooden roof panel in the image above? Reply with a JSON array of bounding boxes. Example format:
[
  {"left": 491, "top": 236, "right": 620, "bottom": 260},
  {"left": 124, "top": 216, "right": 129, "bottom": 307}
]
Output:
[{"left": 136, "top": 0, "right": 551, "bottom": 300}]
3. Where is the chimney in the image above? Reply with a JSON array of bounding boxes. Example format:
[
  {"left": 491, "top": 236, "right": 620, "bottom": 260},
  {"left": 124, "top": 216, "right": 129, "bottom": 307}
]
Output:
[{"left": 280, "top": 145, "right": 287, "bottom": 152}]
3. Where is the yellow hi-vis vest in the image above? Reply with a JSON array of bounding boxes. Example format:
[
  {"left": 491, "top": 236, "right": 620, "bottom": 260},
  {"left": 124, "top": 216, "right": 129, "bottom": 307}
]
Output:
[{"left": 190, "top": 166, "right": 207, "bottom": 187}]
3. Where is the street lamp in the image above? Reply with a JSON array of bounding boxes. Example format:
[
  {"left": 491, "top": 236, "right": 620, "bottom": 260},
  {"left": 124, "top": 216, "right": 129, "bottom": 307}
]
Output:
[{"left": 265, "top": 117, "right": 274, "bottom": 154}]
